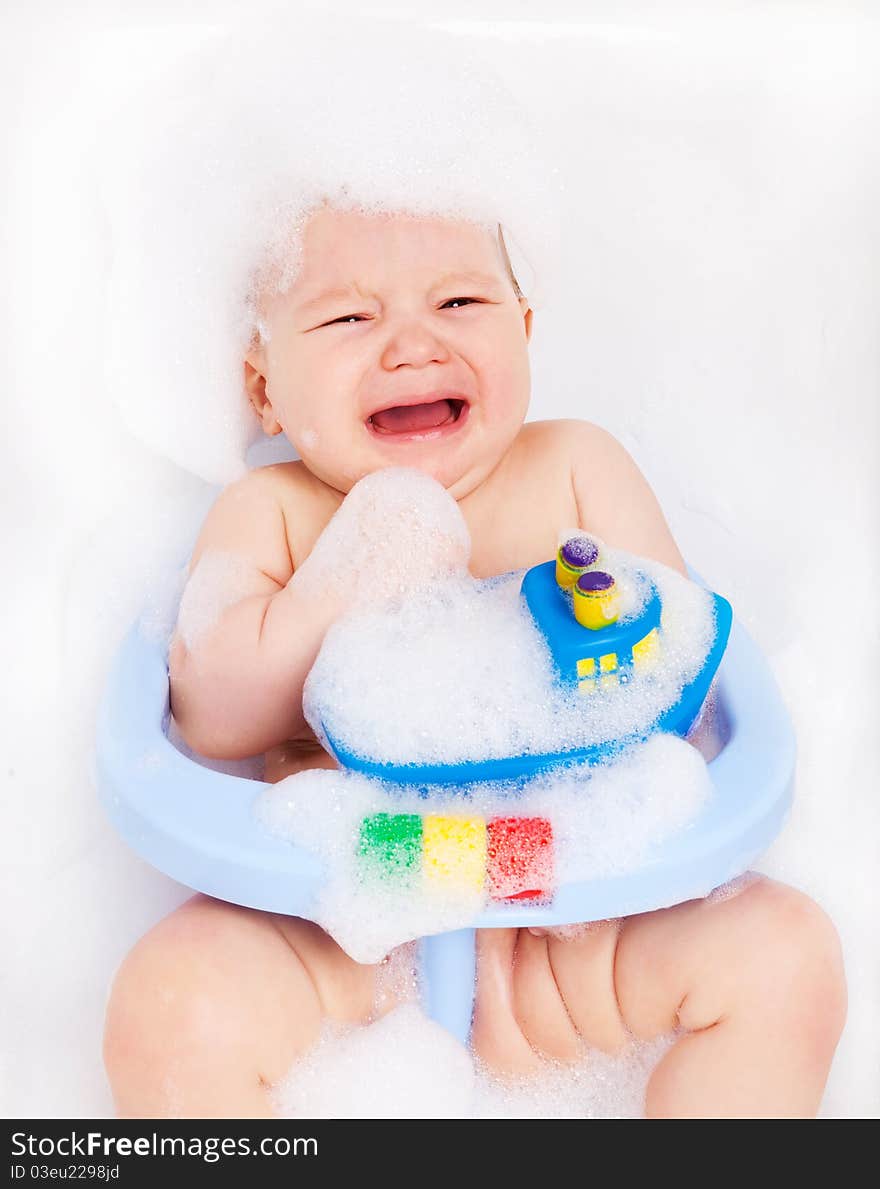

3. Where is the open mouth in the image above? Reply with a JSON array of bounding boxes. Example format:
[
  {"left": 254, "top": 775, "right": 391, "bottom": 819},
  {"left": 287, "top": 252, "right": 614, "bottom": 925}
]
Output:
[{"left": 366, "top": 396, "right": 469, "bottom": 440}]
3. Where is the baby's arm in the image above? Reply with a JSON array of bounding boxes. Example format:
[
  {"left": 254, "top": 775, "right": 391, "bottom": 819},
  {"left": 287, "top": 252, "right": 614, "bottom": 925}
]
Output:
[
  {"left": 169, "top": 470, "right": 341, "bottom": 760},
  {"left": 567, "top": 421, "right": 687, "bottom": 576},
  {"left": 566, "top": 421, "right": 725, "bottom": 754}
]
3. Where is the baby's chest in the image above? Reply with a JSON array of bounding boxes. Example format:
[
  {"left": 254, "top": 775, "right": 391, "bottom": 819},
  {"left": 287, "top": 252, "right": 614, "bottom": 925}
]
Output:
[{"left": 466, "top": 474, "right": 579, "bottom": 580}]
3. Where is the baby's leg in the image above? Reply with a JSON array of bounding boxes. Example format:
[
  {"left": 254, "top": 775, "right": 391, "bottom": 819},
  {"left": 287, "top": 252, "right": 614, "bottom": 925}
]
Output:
[
  {"left": 616, "top": 876, "right": 846, "bottom": 1117},
  {"left": 473, "top": 876, "right": 846, "bottom": 1118},
  {"left": 104, "top": 895, "right": 401, "bottom": 1117}
]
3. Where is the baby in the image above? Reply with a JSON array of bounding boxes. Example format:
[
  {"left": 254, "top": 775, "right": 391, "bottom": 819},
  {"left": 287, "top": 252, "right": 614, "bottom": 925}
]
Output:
[{"left": 103, "top": 201, "right": 846, "bottom": 1118}]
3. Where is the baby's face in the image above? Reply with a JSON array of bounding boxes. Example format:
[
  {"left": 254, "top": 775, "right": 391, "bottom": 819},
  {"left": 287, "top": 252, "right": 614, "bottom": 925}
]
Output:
[{"left": 245, "top": 205, "right": 532, "bottom": 498}]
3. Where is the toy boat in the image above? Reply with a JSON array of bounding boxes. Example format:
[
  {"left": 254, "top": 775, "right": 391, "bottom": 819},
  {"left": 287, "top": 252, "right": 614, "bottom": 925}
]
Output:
[{"left": 323, "top": 551, "right": 733, "bottom": 784}]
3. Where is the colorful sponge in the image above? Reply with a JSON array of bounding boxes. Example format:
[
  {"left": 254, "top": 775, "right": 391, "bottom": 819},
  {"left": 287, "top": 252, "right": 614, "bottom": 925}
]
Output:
[{"left": 358, "top": 811, "right": 554, "bottom": 903}]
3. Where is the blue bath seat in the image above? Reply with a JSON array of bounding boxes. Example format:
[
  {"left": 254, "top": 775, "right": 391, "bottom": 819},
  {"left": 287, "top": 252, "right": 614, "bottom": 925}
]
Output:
[{"left": 96, "top": 568, "right": 795, "bottom": 1047}]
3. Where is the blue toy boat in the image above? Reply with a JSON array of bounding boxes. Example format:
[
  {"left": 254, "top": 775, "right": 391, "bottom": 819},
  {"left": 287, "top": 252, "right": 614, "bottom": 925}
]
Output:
[{"left": 324, "top": 558, "right": 733, "bottom": 785}]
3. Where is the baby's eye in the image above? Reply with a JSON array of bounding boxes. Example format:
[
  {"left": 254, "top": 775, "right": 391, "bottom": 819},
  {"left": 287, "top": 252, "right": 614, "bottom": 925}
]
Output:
[
  {"left": 320, "top": 297, "right": 482, "bottom": 327},
  {"left": 323, "top": 314, "right": 368, "bottom": 327}
]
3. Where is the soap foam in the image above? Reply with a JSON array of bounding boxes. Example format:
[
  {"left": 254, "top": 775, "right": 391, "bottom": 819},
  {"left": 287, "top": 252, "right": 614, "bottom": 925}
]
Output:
[
  {"left": 174, "top": 549, "right": 262, "bottom": 652},
  {"left": 271, "top": 1004, "right": 476, "bottom": 1120},
  {"left": 291, "top": 467, "right": 471, "bottom": 611},
  {"left": 473, "top": 1033, "right": 676, "bottom": 1120},
  {"left": 270, "top": 1001, "right": 674, "bottom": 1119}
]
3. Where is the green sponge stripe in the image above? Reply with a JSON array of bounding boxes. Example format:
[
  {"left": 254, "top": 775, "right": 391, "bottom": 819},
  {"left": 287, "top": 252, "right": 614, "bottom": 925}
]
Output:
[{"left": 358, "top": 813, "right": 423, "bottom": 874}]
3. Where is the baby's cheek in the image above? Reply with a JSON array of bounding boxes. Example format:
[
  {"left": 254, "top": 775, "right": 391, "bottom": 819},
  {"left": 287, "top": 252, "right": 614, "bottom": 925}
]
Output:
[
  {"left": 481, "top": 366, "right": 529, "bottom": 423},
  {"left": 290, "top": 410, "right": 366, "bottom": 483}
]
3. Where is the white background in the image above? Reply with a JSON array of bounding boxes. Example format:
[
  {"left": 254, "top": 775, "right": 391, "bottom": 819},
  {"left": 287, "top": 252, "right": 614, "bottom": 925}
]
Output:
[{"left": 2, "top": 0, "right": 878, "bottom": 1116}]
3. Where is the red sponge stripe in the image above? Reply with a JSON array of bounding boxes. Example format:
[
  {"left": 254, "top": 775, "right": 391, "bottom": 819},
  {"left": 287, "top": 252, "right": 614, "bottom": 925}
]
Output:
[{"left": 486, "top": 817, "right": 554, "bottom": 902}]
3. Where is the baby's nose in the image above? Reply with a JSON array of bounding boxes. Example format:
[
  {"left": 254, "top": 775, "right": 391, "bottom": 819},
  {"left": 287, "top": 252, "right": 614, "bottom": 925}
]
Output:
[{"left": 380, "top": 322, "right": 451, "bottom": 369}]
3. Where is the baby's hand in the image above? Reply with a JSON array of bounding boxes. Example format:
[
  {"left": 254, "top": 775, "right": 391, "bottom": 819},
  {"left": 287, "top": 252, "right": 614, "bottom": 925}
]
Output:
[
  {"left": 293, "top": 467, "right": 471, "bottom": 611},
  {"left": 527, "top": 921, "right": 620, "bottom": 940}
]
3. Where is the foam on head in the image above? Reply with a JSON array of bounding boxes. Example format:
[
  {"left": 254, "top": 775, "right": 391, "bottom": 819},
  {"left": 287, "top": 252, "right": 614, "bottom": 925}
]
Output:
[
  {"left": 247, "top": 208, "right": 526, "bottom": 353},
  {"left": 95, "top": 13, "right": 564, "bottom": 485}
]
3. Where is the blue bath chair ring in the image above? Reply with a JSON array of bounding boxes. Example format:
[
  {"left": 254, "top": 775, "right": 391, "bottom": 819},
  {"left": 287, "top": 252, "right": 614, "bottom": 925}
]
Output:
[{"left": 97, "top": 540, "right": 795, "bottom": 1047}]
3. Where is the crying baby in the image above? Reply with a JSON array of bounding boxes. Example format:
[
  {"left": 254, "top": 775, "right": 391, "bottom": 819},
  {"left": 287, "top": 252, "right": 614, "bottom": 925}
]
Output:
[{"left": 103, "top": 202, "right": 845, "bottom": 1119}]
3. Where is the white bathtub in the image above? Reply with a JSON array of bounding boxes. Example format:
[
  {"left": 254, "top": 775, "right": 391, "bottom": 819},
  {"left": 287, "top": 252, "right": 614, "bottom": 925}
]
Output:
[{"left": 2, "top": 0, "right": 877, "bottom": 1117}]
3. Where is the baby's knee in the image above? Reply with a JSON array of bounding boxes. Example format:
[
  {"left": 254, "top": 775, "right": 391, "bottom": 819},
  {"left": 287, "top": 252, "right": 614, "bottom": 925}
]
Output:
[
  {"left": 734, "top": 880, "right": 847, "bottom": 1046},
  {"left": 103, "top": 896, "right": 323, "bottom": 1115},
  {"left": 616, "top": 877, "right": 846, "bottom": 1049},
  {"left": 107, "top": 897, "right": 260, "bottom": 1043}
]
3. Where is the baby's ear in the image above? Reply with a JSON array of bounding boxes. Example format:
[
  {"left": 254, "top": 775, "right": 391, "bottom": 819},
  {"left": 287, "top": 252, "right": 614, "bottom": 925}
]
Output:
[
  {"left": 519, "top": 296, "right": 533, "bottom": 343},
  {"left": 243, "top": 357, "right": 283, "bottom": 436}
]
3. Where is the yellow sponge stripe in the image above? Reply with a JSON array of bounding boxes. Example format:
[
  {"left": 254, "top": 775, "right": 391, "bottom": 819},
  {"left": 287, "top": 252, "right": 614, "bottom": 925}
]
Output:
[{"left": 423, "top": 816, "right": 487, "bottom": 890}]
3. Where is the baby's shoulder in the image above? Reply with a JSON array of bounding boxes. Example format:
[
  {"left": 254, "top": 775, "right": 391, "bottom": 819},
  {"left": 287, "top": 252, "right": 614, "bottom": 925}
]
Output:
[
  {"left": 522, "top": 419, "right": 686, "bottom": 573},
  {"left": 189, "top": 461, "right": 341, "bottom": 580},
  {"left": 203, "top": 460, "right": 312, "bottom": 537},
  {"left": 218, "top": 459, "right": 339, "bottom": 511},
  {"left": 510, "top": 417, "right": 622, "bottom": 472},
  {"left": 244, "top": 460, "right": 344, "bottom": 568}
]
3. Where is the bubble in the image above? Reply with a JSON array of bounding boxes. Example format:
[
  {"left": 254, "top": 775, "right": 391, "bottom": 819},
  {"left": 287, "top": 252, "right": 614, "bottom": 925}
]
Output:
[
  {"left": 174, "top": 549, "right": 261, "bottom": 652},
  {"left": 292, "top": 467, "right": 472, "bottom": 611},
  {"left": 269, "top": 1000, "right": 674, "bottom": 1119},
  {"left": 270, "top": 1004, "right": 476, "bottom": 1120}
]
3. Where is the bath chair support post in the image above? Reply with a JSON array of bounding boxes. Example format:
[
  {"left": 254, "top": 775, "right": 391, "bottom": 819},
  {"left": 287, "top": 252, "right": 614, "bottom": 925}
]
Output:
[{"left": 417, "top": 928, "right": 477, "bottom": 1048}]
